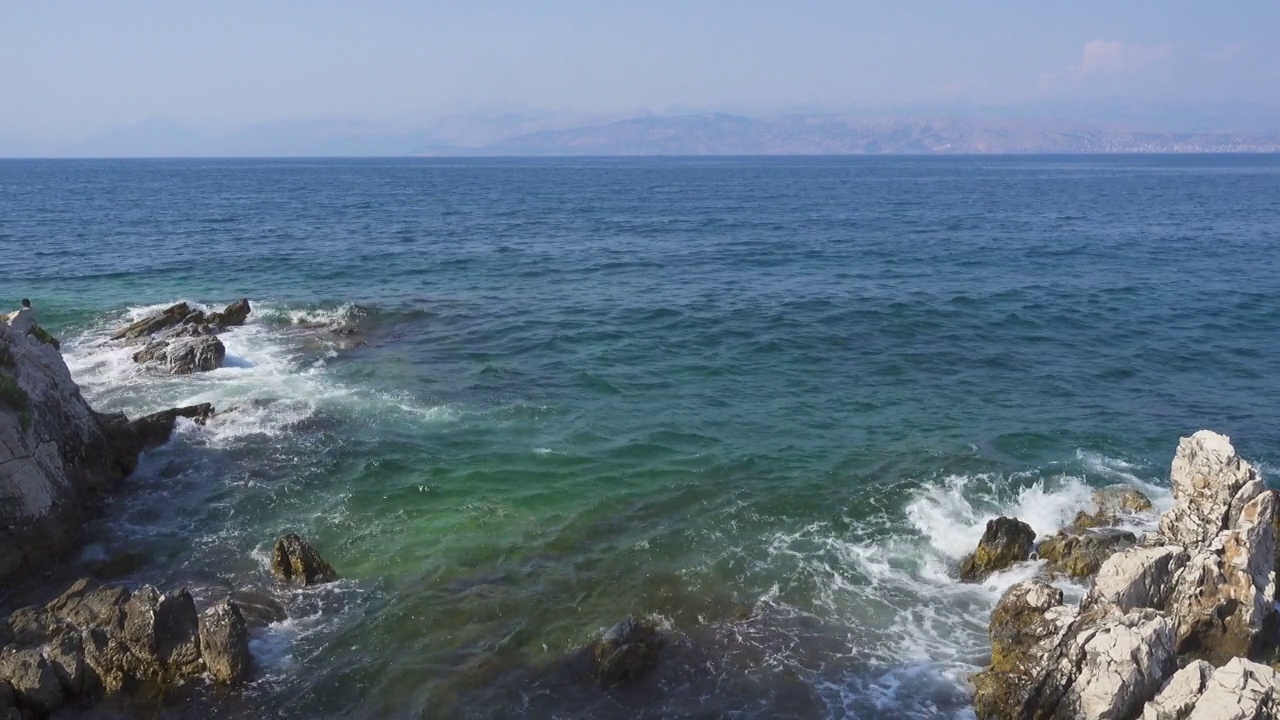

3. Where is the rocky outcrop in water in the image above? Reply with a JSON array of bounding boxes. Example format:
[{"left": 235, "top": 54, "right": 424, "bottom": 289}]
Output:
[
  {"left": 972, "top": 430, "right": 1280, "bottom": 720},
  {"left": 959, "top": 517, "right": 1037, "bottom": 582},
  {"left": 113, "top": 299, "right": 250, "bottom": 375},
  {"left": 271, "top": 533, "right": 338, "bottom": 586},
  {"left": 0, "top": 578, "right": 251, "bottom": 715},
  {"left": 132, "top": 334, "right": 226, "bottom": 374}
]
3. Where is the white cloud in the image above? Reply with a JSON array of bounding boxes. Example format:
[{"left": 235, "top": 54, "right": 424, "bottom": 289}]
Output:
[{"left": 1076, "top": 39, "right": 1171, "bottom": 77}]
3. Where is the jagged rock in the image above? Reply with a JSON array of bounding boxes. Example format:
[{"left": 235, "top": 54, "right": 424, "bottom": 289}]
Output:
[
  {"left": 45, "top": 578, "right": 129, "bottom": 632},
  {"left": 958, "top": 517, "right": 1036, "bottom": 582},
  {"left": 199, "top": 600, "right": 250, "bottom": 684},
  {"left": 1180, "top": 657, "right": 1280, "bottom": 719},
  {"left": 590, "top": 616, "right": 662, "bottom": 686},
  {"left": 121, "top": 586, "right": 204, "bottom": 682},
  {"left": 975, "top": 598, "right": 1175, "bottom": 720},
  {"left": 218, "top": 299, "right": 252, "bottom": 327},
  {"left": 132, "top": 335, "right": 225, "bottom": 374},
  {"left": 1, "top": 318, "right": 134, "bottom": 581},
  {"left": 1140, "top": 660, "right": 1213, "bottom": 720},
  {"left": 1066, "top": 610, "right": 1176, "bottom": 720},
  {"left": 110, "top": 303, "right": 192, "bottom": 341},
  {"left": 1142, "top": 657, "right": 1280, "bottom": 720},
  {"left": 1073, "top": 486, "right": 1154, "bottom": 529},
  {"left": 1166, "top": 489, "right": 1277, "bottom": 663},
  {"left": 972, "top": 581, "right": 1075, "bottom": 719},
  {"left": 1038, "top": 527, "right": 1137, "bottom": 579},
  {"left": 1085, "top": 545, "right": 1189, "bottom": 614},
  {"left": 271, "top": 534, "right": 338, "bottom": 586},
  {"left": 1158, "top": 430, "right": 1260, "bottom": 548},
  {"left": 96, "top": 404, "right": 215, "bottom": 474},
  {"left": 0, "top": 647, "right": 63, "bottom": 714}
]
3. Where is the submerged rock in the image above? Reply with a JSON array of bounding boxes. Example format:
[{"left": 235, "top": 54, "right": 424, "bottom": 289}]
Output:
[
  {"left": 271, "top": 534, "right": 338, "bottom": 586},
  {"left": 1073, "top": 486, "right": 1154, "bottom": 530},
  {"left": 1038, "top": 527, "right": 1137, "bottom": 579},
  {"left": 590, "top": 616, "right": 662, "bottom": 686},
  {"left": 97, "top": 403, "right": 215, "bottom": 473},
  {"left": 958, "top": 517, "right": 1036, "bottom": 582}
]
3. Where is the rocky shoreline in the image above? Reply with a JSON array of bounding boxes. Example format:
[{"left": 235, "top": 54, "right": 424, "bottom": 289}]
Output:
[
  {"left": 8, "top": 302, "right": 1279, "bottom": 718},
  {"left": 0, "top": 303, "right": 351, "bottom": 718},
  {"left": 965, "top": 431, "right": 1280, "bottom": 719},
  {"left": 2, "top": 302, "right": 663, "bottom": 718}
]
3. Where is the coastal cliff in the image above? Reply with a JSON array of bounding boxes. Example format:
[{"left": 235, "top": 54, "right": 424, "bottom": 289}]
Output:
[{"left": 0, "top": 316, "right": 133, "bottom": 579}]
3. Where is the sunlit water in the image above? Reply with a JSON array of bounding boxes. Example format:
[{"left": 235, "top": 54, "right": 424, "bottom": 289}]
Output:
[{"left": 3, "top": 156, "right": 1279, "bottom": 719}]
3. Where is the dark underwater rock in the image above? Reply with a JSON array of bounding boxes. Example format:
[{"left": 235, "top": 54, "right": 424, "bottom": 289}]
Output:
[{"left": 590, "top": 616, "right": 663, "bottom": 686}]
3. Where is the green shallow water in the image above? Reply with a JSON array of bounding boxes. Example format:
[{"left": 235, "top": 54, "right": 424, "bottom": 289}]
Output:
[{"left": 2, "top": 156, "right": 1280, "bottom": 718}]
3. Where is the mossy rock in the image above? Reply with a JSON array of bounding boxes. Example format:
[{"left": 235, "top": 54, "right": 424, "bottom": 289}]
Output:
[
  {"left": 958, "top": 517, "right": 1036, "bottom": 582},
  {"left": 1038, "top": 528, "right": 1136, "bottom": 579},
  {"left": 31, "top": 325, "right": 60, "bottom": 350},
  {"left": 0, "top": 374, "right": 28, "bottom": 412}
]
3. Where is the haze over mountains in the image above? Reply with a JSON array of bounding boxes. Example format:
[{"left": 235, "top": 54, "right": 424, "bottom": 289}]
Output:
[{"left": 4, "top": 102, "right": 1280, "bottom": 158}]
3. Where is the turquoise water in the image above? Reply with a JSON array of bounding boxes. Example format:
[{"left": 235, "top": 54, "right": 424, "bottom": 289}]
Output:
[{"left": 3, "top": 156, "right": 1280, "bottom": 718}]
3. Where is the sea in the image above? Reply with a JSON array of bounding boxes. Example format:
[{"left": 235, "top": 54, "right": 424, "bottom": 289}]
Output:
[{"left": 2, "top": 155, "right": 1279, "bottom": 719}]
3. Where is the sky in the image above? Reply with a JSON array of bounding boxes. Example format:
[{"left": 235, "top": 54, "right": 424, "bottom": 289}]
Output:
[{"left": 2, "top": 0, "right": 1279, "bottom": 146}]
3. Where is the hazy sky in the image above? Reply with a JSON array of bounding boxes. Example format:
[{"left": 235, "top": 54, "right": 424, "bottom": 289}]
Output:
[{"left": 3, "top": 1, "right": 1279, "bottom": 140}]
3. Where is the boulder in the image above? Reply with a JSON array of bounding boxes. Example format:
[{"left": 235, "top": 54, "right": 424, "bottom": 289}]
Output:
[
  {"left": 121, "top": 586, "right": 204, "bottom": 682},
  {"left": 972, "top": 581, "right": 1075, "bottom": 719},
  {"left": 218, "top": 299, "right": 252, "bottom": 327},
  {"left": 590, "top": 616, "right": 662, "bottom": 686},
  {"left": 1065, "top": 610, "right": 1176, "bottom": 720},
  {"left": 111, "top": 302, "right": 192, "bottom": 341},
  {"left": 1140, "top": 660, "right": 1213, "bottom": 720},
  {"left": 1140, "top": 657, "right": 1280, "bottom": 720},
  {"left": 1085, "top": 545, "right": 1189, "bottom": 614},
  {"left": 974, "top": 596, "right": 1176, "bottom": 720},
  {"left": 1165, "top": 488, "right": 1277, "bottom": 663},
  {"left": 1038, "top": 528, "right": 1137, "bottom": 579},
  {"left": 132, "top": 335, "right": 225, "bottom": 374},
  {"left": 958, "top": 517, "right": 1036, "bottom": 582},
  {"left": 271, "top": 534, "right": 338, "bottom": 586},
  {"left": 1158, "top": 430, "right": 1259, "bottom": 548},
  {"left": 198, "top": 600, "right": 250, "bottom": 684}
]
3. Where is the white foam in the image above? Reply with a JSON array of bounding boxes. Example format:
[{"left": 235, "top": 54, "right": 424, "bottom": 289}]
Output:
[{"left": 60, "top": 300, "right": 457, "bottom": 447}]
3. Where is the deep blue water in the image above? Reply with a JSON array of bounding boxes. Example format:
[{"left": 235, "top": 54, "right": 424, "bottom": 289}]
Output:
[{"left": 2, "top": 155, "right": 1279, "bottom": 719}]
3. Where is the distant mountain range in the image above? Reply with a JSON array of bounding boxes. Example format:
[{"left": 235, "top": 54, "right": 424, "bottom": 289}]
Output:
[
  {"left": 6, "top": 111, "right": 1280, "bottom": 158},
  {"left": 448, "top": 114, "right": 1280, "bottom": 156}
]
